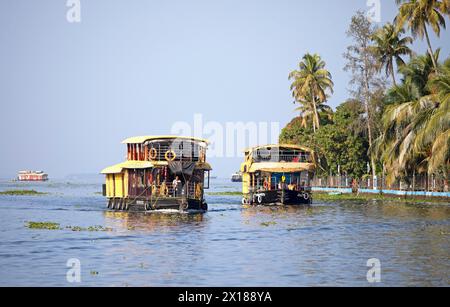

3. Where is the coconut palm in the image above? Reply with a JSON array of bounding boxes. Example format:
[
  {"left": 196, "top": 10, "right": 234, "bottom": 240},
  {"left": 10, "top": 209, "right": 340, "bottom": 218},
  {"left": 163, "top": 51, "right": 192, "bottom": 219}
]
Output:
[
  {"left": 399, "top": 49, "right": 441, "bottom": 96},
  {"left": 384, "top": 79, "right": 421, "bottom": 105},
  {"left": 417, "top": 58, "right": 450, "bottom": 173},
  {"left": 373, "top": 95, "right": 429, "bottom": 183},
  {"left": 294, "top": 93, "right": 333, "bottom": 131},
  {"left": 289, "top": 53, "right": 334, "bottom": 133},
  {"left": 374, "top": 57, "right": 449, "bottom": 183},
  {"left": 395, "top": 0, "right": 447, "bottom": 71},
  {"left": 371, "top": 23, "right": 413, "bottom": 86}
]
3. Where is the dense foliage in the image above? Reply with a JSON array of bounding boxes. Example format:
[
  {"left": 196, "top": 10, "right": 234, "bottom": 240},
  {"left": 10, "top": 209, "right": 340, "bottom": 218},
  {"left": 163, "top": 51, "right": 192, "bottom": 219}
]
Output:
[{"left": 281, "top": 1, "right": 449, "bottom": 187}]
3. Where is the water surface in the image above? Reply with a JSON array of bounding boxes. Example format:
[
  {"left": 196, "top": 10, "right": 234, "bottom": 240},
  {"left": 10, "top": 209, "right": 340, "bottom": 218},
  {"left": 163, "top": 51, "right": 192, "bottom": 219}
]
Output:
[{"left": 0, "top": 177, "right": 449, "bottom": 286}]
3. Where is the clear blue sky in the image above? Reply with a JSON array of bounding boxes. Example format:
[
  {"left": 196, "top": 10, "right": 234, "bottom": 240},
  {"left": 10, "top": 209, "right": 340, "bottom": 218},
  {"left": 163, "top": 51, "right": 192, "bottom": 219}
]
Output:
[{"left": 0, "top": 0, "right": 448, "bottom": 178}]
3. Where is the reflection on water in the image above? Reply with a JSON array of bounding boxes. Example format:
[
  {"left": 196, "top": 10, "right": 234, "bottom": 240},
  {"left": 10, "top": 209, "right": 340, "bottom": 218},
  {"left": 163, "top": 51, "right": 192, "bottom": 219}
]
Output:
[
  {"left": 104, "top": 211, "right": 206, "bottom": 233},
  {"left": 0, "top": 178, "right": 448, "bottom": 286}
]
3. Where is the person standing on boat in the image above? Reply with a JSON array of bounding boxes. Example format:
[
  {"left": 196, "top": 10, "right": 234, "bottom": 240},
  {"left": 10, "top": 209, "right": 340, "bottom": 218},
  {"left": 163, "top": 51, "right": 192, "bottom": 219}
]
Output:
[{"left": 172, "top": 176, "right": 181, "bottom": 197}]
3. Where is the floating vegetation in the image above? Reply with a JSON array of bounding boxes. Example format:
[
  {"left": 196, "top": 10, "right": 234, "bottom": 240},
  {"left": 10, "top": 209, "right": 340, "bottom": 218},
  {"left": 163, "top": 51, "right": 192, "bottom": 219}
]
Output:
[
  {"left": 260, "top": 221, "right": 277, "bottom": 227},
  {"left": 66, "top": 225, "right": 113, "bottom": 232},
  {"left": 207, "top": 191, "right": 242, "bottom": 196},
  {"left": 27, "top": 222, "right": 112, "bottom": 232},
  {"left": 26, "top": 221, "right": 61, "bottom": 230},
  {"left": 0, "top": 190, "right": 47, "bottom": 196}
]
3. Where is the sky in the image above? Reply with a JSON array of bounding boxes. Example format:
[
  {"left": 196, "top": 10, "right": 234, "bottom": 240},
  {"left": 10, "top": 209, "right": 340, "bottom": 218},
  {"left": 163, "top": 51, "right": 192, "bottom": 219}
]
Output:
[{"left": 0, "top": 0, "right": 449, "bottom": 179}]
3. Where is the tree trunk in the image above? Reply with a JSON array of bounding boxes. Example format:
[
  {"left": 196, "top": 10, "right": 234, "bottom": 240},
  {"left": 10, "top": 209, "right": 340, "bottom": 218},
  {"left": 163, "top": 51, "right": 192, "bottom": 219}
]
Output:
[
  {"left": 390, "top": 62, "right": 397, "bottom": 87},
  {"left": 362, "top": 57, "right": 377, "bottom": 189},
  {"left": 311, "top": 91, "right": 320, "bottom": 132},
  {"left": 424, "top": 25, "right": 438, "bottom": 72}
]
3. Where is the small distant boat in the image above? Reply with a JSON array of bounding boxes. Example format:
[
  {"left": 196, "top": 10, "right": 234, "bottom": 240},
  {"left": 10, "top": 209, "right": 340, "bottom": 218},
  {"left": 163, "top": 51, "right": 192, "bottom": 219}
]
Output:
[
  {"left": 17, "top": 170, "right": 49, "bottom": 181},
  {"left": 231, "top": 172, "right": 243, "bottom": 182}
]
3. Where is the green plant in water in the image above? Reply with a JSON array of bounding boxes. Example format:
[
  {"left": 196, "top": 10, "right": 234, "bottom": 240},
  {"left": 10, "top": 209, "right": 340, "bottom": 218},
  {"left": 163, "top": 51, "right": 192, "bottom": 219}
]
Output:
[
  {"left": 1, "top": 190, "right": 47, "bottom": 196},
  {"left": 26, "top": 222, "right": 61, "bottom": 230},
  {"left": 260, "top": 221, "right": 277, "bottom": 227},
  {"left": 66, "top": 225, "right": 112, "bottom": 232}
]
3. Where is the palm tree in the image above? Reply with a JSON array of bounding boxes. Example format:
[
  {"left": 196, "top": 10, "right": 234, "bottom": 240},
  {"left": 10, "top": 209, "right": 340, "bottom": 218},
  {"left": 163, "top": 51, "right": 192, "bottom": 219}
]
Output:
[
  {"left": 417, "top": 58, "right": 450, "bottom": 173},
  {"left": 373, "top": 95, "right": 429, "bottom": 183},
  {"left": 399, "top": 49, "right": 441, "bottom": 96},
  {"left": 384, "top": 79, "right": 421, "bottom": 105},
  {"left": 395, "top": 0, "right": 447, "bottom": 72},
  {"left": 294, "top": 93, "right": 333, "bottom": 131},
  {"left": 374, "top": 57, "right": 449, "bottom": 183},
  {"left": 371, "top": 23, "right": 413, "bottom": 86},
  {"left": 289, "top": 53, "right": 334, "bottom": 133}
]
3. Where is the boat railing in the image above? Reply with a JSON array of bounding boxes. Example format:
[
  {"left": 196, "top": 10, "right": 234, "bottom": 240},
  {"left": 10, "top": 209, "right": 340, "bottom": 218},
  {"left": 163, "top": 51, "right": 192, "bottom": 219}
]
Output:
[
  {"left": 252, "top": 154, "right": 312, "bottom": 163},
  {"left": 129, "top": 182, "right": 202, "bottom": 199},
  {"left": 249, "top": 183, "right": 311, "bottom": 193},
  {"left": 128, "top": 144, "right": 206, "bottom": 162}
]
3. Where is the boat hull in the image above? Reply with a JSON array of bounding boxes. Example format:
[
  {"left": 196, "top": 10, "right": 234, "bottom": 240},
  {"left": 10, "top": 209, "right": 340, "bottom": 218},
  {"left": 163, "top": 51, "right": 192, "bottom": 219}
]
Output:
[
  {"left": 246, "top": 190, "right": 312, "bottom": 206},
  {"left": 106, "top": 197, "right": 207, "bottom": 213}
]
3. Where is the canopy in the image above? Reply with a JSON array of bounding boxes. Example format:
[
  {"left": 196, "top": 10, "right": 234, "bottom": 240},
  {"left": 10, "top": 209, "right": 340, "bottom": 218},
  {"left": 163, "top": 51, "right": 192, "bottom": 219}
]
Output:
[
  {"left": 121, "top": 135, "right": 209, "bottom": 145},
  {"left": 100, "top": 161, "right": 154, "bottom": 174},
  {"left": 247, "top": 162, "right": 315, "bottom": 173},
  {"left": 243, "top": 144, "right": 313, "bottom": 153},
  {"left": 195, "top": 162, "right": 212, "bottom": 171},
  {"left": 101, "top": 161, "right": 211, "bottom": 174}
]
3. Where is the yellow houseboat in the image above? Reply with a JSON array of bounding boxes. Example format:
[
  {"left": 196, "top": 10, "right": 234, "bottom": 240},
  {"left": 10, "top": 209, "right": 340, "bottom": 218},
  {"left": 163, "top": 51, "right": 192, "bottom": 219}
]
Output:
[
  {"left": 101, "top": 136, "right": 212, "bottom": 212},
  {"left": 240, "top": 144, "right": 316, "bottom": 206}
]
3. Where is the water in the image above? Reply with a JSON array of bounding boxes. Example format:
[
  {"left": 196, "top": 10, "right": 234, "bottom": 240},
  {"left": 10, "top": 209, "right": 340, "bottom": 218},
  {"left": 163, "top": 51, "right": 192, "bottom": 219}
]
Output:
[{"left": 0, "top": 177, "right": 449, "bottom": 286}]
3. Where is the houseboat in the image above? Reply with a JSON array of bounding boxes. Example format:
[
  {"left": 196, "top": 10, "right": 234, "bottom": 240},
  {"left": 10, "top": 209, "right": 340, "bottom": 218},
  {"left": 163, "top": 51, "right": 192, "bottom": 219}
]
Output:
[
  {"left": 240, "top": 144, "right": 316, "bottom": 206},
  {"left": 231, "top": 172, "right": 243, "bottom": 182},
  {"left": 17, "top": 170, "right": 48, "bottom": 181},
  {"left": 101, "top": 136, "right": 212, "bottom": 212}
]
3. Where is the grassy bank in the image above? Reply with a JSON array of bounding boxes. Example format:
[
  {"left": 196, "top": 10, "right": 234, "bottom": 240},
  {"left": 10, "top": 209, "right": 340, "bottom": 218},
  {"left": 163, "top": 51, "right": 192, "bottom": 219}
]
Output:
[
  {"left": 207, "top": 190, "right": 448, "bottom": 204},
  {"left": 0, "top": 189, "right": 47, "bottom": 196},
  {"left": 313, "top": 192, "right": 449, "bottom": 204}
]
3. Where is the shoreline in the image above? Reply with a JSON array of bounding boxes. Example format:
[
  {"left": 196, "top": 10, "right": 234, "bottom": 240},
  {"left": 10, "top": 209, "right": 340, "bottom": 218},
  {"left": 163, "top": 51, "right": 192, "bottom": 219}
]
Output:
[
  {"left": 207, "top": 191, "right": 449, "bottom": 204},
  {"left": 314, "top": 192, "right": 449, "bottom": 204}
]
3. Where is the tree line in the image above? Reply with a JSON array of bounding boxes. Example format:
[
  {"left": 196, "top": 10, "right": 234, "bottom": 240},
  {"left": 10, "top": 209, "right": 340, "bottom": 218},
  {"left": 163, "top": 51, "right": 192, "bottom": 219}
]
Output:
[{"left": 280, "top": 0, "right": 449, "bottom": 189}]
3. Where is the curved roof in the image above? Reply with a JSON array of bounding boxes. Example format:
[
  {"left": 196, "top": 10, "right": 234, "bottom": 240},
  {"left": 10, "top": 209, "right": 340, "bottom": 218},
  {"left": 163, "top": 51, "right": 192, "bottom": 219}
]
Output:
[
  {"left": 100, "top": 161, "right": 154, "bottom": 174},
  {"left": 122, "top": 135, "right": 209, "bottom": 145},
  {"left": 244, "top": 144, "right": 313, "bottom": 152},
  {"left": 247, "top": 162, "right": 315, "bottom": 173},
  {"left": 101, "top": 160, "right": 212, "bottom": 174}
]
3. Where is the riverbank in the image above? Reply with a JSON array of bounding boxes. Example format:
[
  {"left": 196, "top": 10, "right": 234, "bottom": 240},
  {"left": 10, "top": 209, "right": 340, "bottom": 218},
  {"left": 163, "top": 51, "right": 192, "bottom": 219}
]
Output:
[
  {"left": 207, "top": 190, "right": 449, "bottom": 204},
  {"left": 313, "top": 192, "right": 449, "bottom": 204}
]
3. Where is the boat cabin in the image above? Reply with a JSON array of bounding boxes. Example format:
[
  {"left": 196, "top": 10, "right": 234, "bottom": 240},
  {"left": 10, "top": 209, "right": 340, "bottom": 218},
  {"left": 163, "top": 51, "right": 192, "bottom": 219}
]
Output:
[
  {"left": 240, "top": 144, "right": 316, "bottom": 205},
  {"left": 101, "top": 136, "right": 211, "bottom": 212}
]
